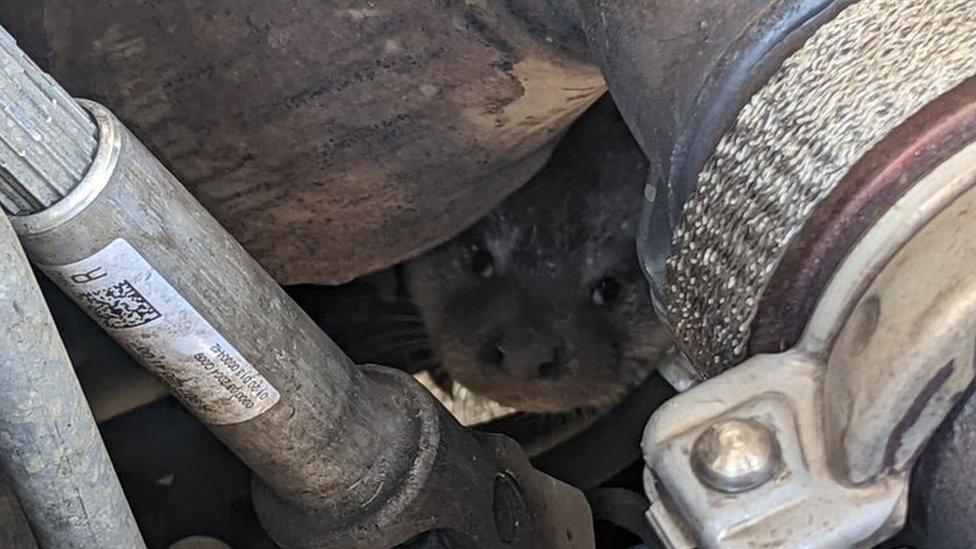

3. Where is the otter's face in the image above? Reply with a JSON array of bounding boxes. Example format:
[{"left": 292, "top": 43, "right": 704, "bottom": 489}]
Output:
[{"left": 406, "top": 128, "right": 670, "bottom": 412}]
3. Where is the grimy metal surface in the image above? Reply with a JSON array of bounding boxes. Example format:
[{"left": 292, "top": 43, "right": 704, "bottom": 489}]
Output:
[
  {"left": 0, "top": 25, "right": 96, "bottom": 214},
  {"left": 0, "top": 24, "right": 594, "bottom": 546},
  {"left": 806, "top": 141, "right": 976, "bottom": 486},
  {"left": 10, "top": 98, "right": 593, "bottom": 547},
  {"left": 0, "top": 0, "right": 605, "bottom": 285},
  {"left": 663, "top": 0, "right": 976, "bottom": 374},
  {"left": 15, "top": 100, "right": 413, "bottom": 511},
  {"left": 913, "top": 383, "right": 976, "bottom": 548},
  {"left": 641, "top": 121, "right": 976, "bottom": 549},
  {"left": 576, "top": 0, "right": 851, "bottom": 317},
  {"left": 0, "top": 473, "right": 37, "bottom": 548},
  {"left": 0, "top": 213, "right": 144, "bottom": 548},
  {"left": 750, "top": 76, "right": 976, "bottom": 357}
]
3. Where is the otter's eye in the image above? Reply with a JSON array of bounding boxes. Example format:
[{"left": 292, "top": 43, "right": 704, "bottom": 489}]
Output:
[
  {"left": 592, "top": 277, "right": 621, "bottom": 306},
  {"left": 470, "top": 247, "right": 495, "bottom": 279}
]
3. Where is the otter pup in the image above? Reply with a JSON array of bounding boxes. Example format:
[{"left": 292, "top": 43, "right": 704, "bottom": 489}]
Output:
[{"left": 406, "top": 97, "right": 671, "bottom": 413}]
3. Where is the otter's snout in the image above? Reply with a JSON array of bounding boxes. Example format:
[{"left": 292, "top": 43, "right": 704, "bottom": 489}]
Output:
[{"left": 483, "top": 328, "right": 569, "bottom": 380}]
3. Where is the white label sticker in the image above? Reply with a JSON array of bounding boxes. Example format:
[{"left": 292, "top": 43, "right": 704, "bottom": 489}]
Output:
[{"left": 43, "top": 239, "right": 280, "bottom": 425}]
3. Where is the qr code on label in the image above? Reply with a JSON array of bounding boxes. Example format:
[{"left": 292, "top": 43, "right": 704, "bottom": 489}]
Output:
[{"left": 78, "top": 281, "right": 162, "bottom": 329}]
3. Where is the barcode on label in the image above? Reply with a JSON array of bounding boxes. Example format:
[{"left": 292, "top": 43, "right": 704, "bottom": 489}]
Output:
[{"left": 43, "top": 238, "right": 280, "bottom": 425}]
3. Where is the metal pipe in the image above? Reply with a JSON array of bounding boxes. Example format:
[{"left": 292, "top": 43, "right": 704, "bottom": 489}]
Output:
[
  {"left": 0, "top": 211, "right": 144, "bottom": 548},
  {"left": 9, "top": 98, "right": 424, "bottom": 514},
  {"left": 8, "top": 100, "right": 598, "bottom": 547},
  {"left": 0, "top": 26, "right": 594, "bottom": 548},
  {"left": 0, "top": 26, "right": 97, "bottom": 214},
  {"left": 0, "top": 23, "right": 431, "bottom": 521}
]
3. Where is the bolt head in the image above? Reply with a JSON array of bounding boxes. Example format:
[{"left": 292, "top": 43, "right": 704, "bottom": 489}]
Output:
[{"left": 691, "top": 418, "right": 781, "bottom": 493}]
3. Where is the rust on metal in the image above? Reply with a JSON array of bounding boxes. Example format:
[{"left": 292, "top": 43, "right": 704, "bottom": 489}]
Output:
[{"left": 750, "top": 76, "right": 976, "bottom": 355}]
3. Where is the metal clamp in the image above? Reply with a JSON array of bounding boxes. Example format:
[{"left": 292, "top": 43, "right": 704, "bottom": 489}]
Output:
[{"left": 642, "top": 137, "right": 976, "bottom": 548}]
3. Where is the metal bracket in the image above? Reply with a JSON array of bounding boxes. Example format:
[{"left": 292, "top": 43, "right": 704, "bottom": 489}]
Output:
[{"left": 642, "top": 139, "right": 976, "bottom": 548}]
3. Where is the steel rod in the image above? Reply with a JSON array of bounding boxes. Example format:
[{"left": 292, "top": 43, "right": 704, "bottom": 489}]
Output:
[
  {"left": 0, "top": 212, "right": 144, "bottom": 548},
  {"left": 0, "top": 25, "right": 431, "bottom": 530},
  {"left": 0, "top": 24, "right": 592, "bottom": 547},
  {"left": 0, "top": 26, "right": 97, "bottom": 215}
]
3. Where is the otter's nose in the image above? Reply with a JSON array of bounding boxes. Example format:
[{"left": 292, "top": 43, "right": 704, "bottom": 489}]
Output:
[{"left": 492, "top": 330, "right": 568, "bottom": 380}]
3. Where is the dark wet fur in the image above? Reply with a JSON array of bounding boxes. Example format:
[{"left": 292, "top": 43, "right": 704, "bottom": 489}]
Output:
[
  {"left": 287, "top": 268, "right": 438, "bottom": 374},
  {"left": 406, "top": 96, "right": 671, "bottom": 412}
]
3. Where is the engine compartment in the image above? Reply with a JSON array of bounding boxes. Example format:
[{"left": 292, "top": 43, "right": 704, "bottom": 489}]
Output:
[{"left": 2, "top": 1, "right": 976, "bottom": 547}]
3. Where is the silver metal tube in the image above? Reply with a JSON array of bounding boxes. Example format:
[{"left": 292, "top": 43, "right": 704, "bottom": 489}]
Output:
[
  {"left": 0, "top": 25, "right": 420, "bottom": 514},
  {"left": 0, "top": 24, "right": 594, "bottom": 548},
  {"left": 13, "top": 99, "right": 420, "bottom": 512},
  {"left": 0, "top": 24, "right": 465, "bottom": 549},
  {"left": 0, "top": 212, "right": 144, "bottom": 548},
  {"left": 20, "top": 97, "right": 416, "bottom": 507},
  {"left": 0, "top": 26, "right": 97, "bottom": 214}
]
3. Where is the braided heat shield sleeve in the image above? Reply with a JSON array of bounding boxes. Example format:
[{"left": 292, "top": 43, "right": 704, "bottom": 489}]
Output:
[{"left": 665, "top": 0, "right": 976, "bottom": 375}]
